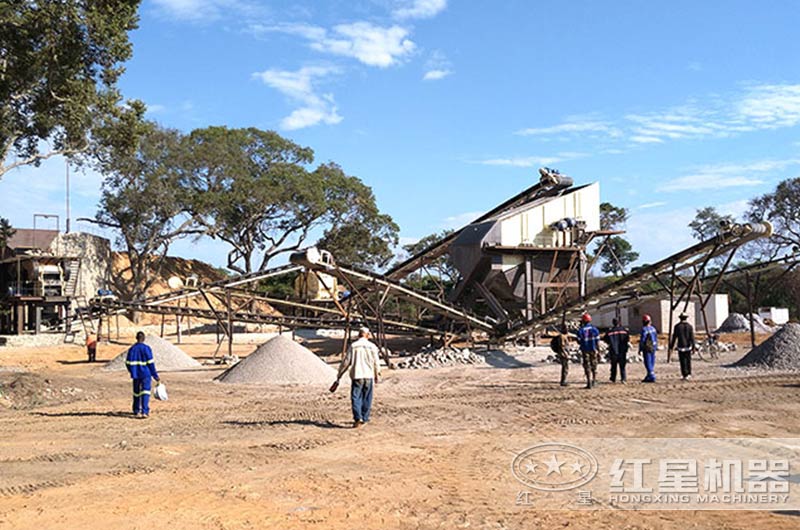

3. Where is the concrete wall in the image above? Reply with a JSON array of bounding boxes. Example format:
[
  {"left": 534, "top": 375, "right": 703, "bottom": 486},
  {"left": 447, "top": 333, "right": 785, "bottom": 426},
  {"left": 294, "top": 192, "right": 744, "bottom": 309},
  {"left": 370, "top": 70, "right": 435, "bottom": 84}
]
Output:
[
  {"left": 759, "top": 307, "right": 790, "bottom": 325},
  {"left": 628, "top": 299, "right": 696, "bottom": 333},
  {"left": 50, "top": 232, "right": 113, "bottom": 301},
  {"left": 696, "top": 294, "right": 729, "bottom": 331}
]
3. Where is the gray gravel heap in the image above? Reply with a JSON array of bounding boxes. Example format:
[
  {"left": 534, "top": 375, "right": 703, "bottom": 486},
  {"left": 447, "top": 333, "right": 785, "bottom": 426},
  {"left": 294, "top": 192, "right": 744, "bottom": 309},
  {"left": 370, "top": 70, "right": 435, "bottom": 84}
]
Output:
[
  {"left": 732, "top": 322, "right": 800, "bottom": 370},
  {"left": 394, "top": 346, "right": 485, "bottom": 369},
  {"left": 716, "top": 313, "right": 774, "bottom": 334},
  {"left": 102, "top": 336, "right": 201, "bottom": 372},
  {"left": 216, "top": 335, "right": 336, "bottom": 384}
]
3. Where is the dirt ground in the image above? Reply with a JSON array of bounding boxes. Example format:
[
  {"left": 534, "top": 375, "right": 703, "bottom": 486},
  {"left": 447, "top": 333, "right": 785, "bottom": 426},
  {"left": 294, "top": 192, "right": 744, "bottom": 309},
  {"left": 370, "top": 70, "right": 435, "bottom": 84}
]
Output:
[{"left": 1, "top": 333, "right": 799, "bottom": 529}]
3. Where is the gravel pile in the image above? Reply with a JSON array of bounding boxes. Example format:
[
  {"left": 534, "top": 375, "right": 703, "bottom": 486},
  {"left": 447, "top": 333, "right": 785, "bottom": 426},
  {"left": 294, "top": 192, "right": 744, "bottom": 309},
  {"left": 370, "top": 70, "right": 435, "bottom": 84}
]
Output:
[
  {"left": 394, "top": 347, "right": 485, "bottom": 369},
  {"left": 216, "top": 335, "right": 336, "bottom": 385},
  {"left": 102, "top": 336, "right": 201, "bottom": 372},
  {"left": 716, "top": 313, "right": 774, "bottom": 334},
  {"left": 732, "top": 322, "right": 800, "bottom": 370}
]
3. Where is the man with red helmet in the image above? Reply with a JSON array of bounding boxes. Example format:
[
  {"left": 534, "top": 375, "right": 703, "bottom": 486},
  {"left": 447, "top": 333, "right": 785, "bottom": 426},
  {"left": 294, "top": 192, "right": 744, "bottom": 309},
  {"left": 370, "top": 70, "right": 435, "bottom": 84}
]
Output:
[
  {"left": 639, "top": 314, "right": 658, "bottom": 382},
  {"left": 576, "top": 313, "right": 600, "bottom": 389}
]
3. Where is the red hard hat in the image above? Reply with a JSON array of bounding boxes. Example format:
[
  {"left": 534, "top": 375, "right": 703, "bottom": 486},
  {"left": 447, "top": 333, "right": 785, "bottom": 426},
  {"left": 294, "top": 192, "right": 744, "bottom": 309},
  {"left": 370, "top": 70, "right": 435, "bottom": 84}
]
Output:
[
  {"left": 643, "top": 314, "right": 652, "bottom": 323},
  {"left": 581, "top": 313, "right": 592, "bottom": 323}
]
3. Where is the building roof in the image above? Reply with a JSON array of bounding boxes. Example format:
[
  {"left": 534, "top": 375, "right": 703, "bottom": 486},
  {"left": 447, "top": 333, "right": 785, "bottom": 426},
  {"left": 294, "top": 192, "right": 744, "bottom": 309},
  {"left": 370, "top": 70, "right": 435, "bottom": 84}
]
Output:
[{"left": 6, "top": 229, "right": 59, "bottom": 251}]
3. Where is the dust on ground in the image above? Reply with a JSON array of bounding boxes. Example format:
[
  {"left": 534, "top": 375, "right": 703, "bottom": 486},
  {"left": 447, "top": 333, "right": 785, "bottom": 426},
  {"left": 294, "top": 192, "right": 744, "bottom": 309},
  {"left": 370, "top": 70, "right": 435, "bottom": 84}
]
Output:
[{"left": 1, "top": 332, "right": 799, "bottom": 530}]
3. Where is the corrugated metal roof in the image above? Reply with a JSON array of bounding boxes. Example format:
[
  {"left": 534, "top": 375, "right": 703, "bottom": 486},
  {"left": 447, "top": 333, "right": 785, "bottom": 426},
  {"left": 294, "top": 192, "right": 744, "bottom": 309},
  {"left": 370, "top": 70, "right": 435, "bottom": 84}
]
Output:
[{"left": 6, "top": 229, "right": 59, "bottom": 250}]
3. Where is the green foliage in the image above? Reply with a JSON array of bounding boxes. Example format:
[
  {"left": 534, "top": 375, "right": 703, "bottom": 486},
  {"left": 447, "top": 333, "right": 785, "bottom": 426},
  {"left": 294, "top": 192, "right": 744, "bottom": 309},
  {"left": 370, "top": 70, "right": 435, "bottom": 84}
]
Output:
[
  {"left": 400, "top": 230, "right": 458, "bottom": 282},
  {"left": 94, "top": 123, "right": 197, "bottom": 300},
  {"left": 182, "top": 126, "right": 398, "bottom": 274},
  {"left": 0, "top": 0, "right": 142, "bottom": 177},
  {"left": 599, "top": 202, "right": 628, "bottom": 231},
  {"left": 598, "top": 236, "right": 639, "bottom": 276},
  {"left": 747, "top": 177, "right": 800, "bottom": 258},
  {"left": 0, "top": 217, "right": 15, "bottom": 251},
  {"left": 688, "top": 206, "right": 734, "bottom": 241},
  {"left": 593, "top": 202, "right": 638, "bottom": 276}
]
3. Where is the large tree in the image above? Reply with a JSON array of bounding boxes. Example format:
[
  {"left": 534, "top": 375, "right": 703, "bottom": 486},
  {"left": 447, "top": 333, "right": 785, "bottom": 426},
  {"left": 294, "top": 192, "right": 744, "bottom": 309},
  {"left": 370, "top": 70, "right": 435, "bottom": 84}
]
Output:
[
  {"left": 92, "top": 123, "right": 199, "bottom": 301},
  {"left": 688, "top": 206, "right": 735, "bottom": 241},
  {"left": 1, "top": 0, "right": 142, "bottom": 178},
  {"left": 594, "top": 202, "right": 637, "bottom": 276},
  {"left": 183, "top": 126, "right": 398, "bottom": 274},
  {"left": 747, "top": 177, "right": 800, "bottom": 259},
  {"left": 599, "top": 236, "right": 639, "bottom": 276}
]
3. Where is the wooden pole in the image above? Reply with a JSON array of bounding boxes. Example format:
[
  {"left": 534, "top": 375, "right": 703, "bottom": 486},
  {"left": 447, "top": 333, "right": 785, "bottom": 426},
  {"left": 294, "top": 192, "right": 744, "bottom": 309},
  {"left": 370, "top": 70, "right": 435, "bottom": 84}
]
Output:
[{"left": 226, "top": 289, "right": 233, "bottom": 358}]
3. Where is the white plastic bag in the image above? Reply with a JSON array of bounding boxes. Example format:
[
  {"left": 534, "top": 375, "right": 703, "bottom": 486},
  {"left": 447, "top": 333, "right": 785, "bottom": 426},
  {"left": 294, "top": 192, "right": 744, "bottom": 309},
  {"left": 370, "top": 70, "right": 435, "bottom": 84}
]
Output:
[{"left": 153, "top": 382, "right": 168, "bottom": 401}]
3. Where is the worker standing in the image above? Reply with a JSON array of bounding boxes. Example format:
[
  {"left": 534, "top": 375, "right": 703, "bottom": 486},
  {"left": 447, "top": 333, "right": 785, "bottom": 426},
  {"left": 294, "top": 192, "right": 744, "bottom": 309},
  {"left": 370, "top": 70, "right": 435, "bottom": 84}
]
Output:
[
  {"left": 640, "top": 314, "right": 658, "bottom": 383},
  {"left": 603, "top": 318, "right": 630, "bottom": 383},
  {"left": 669, "top": 313, "right": 695, "bottom": 381},
  {"left": 336, "top": 327, "right": 381, "bottom": 428},
  {"left": 86, "top": 333, "right": 97, "bottom": 363},
  {"left": 576, "top": 313, "right": 600, "bottom": 389},
  {"left": 125, "top": 331, "right": 161, "bottom": 419},
  {"left": 550, "top": 325, "right": 572, "bottom": 387}
]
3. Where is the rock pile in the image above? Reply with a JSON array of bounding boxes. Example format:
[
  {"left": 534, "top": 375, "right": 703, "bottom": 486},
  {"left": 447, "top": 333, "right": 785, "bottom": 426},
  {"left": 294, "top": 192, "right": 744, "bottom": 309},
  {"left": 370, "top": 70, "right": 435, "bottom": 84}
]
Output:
[
  {"left": 216, "top": 335, "right": 336, "bottom": 385},
  {"left": 102, "top": 336, "right": 202, "bottom": 372},
  {"left": 732, "top": 322, "right": 800, "bottom": 370},
  {"left": 716, "top": 313, "right": 774, "bottom": 334},
  {"left": 394, "top": 347, "right": 485, "bottom": 369}
]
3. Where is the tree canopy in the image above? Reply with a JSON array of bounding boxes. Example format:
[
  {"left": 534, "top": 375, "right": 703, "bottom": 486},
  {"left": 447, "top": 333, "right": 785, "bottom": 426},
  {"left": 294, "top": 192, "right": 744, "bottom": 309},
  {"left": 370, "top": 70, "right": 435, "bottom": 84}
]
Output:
[
  {"left": 93, "top": 123, "right": 199, "bottom": 301},
  {"left": 594, "top": 202, "right": 638, "bottom": 276},
  {"left": 747, "top": 177, "right": 800, "bottom": 258},
  {"left": 1, "top": 0, "right": 142, "bottom": 178},
  {"left": 688, "top": 206, "right": 734, "bottom": 241},
  {"left": 181, "top": 126, "right": 398, "bottom": 274}
]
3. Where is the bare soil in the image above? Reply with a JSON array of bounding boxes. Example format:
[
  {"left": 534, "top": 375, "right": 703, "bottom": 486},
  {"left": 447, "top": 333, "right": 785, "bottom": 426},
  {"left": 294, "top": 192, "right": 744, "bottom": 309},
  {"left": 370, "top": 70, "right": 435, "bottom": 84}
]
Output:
[{"left": 1, "top": 334, "right": 799, "bottom": 529}]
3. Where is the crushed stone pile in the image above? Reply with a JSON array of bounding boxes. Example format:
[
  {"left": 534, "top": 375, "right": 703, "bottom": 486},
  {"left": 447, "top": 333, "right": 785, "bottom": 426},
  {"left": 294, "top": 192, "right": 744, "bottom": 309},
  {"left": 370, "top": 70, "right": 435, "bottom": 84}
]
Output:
[
  {"left": 394, "top": 346, "right": 485, "bottom": 369},
  {"left": 716, "top": 313, "right": 774, "bottom": 334},
  {"left": 732, "top": 322, "right": 800, "bottom": 370},
  {"left": 102, "top": 336, "right": 201, "bottom": 372},
  {"left": 216, "top": 335, "right": 336, "bottom": 384}
]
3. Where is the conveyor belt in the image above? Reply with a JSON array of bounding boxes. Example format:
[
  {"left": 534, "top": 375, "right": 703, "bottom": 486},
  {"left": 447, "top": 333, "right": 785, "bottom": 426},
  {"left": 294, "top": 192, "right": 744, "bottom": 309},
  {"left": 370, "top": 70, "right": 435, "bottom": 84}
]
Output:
[{"left": 500, "top": 222, "right": 773, "bottom": 340}]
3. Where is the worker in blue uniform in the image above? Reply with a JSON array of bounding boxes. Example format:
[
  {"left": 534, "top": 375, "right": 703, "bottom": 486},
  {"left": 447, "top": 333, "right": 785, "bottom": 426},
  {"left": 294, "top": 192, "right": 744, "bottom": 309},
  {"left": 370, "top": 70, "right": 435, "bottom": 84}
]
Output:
[
  {"left": 576, "top": 313, "right": 600, "bottom": 389},
  {"left": 126, "top": 331, "right": 161, "bottom": 418},
  {"left": 639, "top": 314, "right": 658, "bottom": 383}
]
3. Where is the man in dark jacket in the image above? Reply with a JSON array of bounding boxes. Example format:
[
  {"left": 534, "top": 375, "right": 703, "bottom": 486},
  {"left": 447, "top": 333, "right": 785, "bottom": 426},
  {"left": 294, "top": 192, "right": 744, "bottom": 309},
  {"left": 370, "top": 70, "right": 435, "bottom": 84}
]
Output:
[
  {"left": 603, "top": 318, "right": 630, "bottom": 383},
  {"left": 125, "top": 331, "right": 161, "bottom": 419},
  {"left": 669, "top": 313, "right": 695, "bottom": 381}
]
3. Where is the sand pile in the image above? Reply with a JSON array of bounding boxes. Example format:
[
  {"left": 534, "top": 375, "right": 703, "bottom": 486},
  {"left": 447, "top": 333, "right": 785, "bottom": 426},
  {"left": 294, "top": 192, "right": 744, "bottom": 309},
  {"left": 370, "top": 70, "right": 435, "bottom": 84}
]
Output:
[
  {"left": 102, "top": 336, "right": 201, "bottom": 372},
  {"left": 216, "top": 335, "right": 336, "bottom": 385},
  {"left": 716, "top": 313, "right": 773, "bottom": 334},
  {"left": 732, "top": 322, "right": 800, "bottom": 370}
]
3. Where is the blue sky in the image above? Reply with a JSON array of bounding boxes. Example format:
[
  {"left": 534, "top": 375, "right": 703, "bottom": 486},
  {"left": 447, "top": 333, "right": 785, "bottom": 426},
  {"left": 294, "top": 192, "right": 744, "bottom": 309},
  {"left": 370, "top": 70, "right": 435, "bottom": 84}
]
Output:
[{"left": 3, "top": 0, "right": 800, "bottom": 269}]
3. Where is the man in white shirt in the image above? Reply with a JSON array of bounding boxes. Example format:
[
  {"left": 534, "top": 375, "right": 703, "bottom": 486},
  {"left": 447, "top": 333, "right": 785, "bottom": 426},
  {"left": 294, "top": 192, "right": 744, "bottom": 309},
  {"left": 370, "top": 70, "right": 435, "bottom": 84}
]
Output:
[{"left": 336, "top": 327, "right": 381, "bottom": 428}]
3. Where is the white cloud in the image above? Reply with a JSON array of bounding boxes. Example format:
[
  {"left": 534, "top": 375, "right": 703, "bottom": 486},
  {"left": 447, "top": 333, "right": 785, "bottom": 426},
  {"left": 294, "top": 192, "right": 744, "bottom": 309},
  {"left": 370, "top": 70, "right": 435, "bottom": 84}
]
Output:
[
  {"left": 626, "top": 207, "right": 697, "bottom": 265},
  {"left": 515, "top": 120, "right": 616, "bottom": 136},
  {"left": 475, "top": 151, "right": 586, "bottom": 168},
  {"left": 393, "top": 0, "right": 447, "bottom": 20},
  {"left": 736, "top": 84, "right": 800, "bottom": 129},
  {"left": 422, "top": 49, "right": 453, "bottom": 81},
  {"left": 423, "top": 69, "right": 451, "bottom": 81},
  {"left": 151, "top": 0, "right": 260, "bottom": 22},
  {"left": 517, "top": 83, "right": 800, "bottom": 147},
  {"left": 253, "top": 66, "right": 342, "bottom": 130},
  {"left": 265, "top": 22, "right": 415, "bottom": 68},
  {"left": 637, "top": 201, "right": 667, "bottom": 210},
  {"left": 657, "top": 159, "right": 800, "bottom": 192},
  {"left": 477, "top": 156, "right": 565, "bottom": 168}
]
